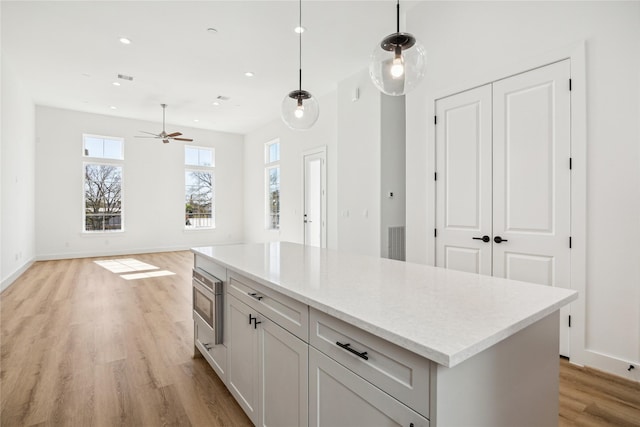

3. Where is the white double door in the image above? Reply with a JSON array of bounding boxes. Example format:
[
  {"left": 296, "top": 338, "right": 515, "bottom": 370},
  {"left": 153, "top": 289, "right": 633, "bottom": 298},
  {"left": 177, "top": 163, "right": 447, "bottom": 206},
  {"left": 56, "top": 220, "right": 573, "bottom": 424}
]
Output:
[{"left": 435, "top": 60, "right": 572, "bottom": 356}]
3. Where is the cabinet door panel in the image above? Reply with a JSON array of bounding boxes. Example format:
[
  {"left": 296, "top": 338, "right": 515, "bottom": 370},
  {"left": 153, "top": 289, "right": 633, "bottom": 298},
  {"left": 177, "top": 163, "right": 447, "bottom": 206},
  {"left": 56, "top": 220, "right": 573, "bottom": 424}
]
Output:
[
  {"left": 309, "top": 348, "right": 429, "bottom": 427},
  {"left": 227, "top": 295, "right": 259, "bottom": 423},
  {"left": 260, "top": 319, "right": 308, "bottom": 427}
]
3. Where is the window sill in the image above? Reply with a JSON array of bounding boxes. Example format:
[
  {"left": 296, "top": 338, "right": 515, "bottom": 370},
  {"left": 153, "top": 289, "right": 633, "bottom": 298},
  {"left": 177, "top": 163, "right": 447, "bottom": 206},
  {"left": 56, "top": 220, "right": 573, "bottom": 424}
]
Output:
[
  {"left": 81, "top": 230, "right": 125, "bottom": 236},
  {"left": 184, "top": 227, "right": 216, "bottom": 232}
]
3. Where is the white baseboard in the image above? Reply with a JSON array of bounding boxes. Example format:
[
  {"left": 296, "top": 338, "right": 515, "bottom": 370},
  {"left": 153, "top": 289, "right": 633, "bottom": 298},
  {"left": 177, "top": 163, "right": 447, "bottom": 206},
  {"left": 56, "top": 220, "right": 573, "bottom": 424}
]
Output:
[
  {"left": 573, "top": 349, "right": 640, "bottom": 383},
  {"left": 1, "top": 258, "right": 36, "bottom": 293},
  {"left": 35, "top": 245, "right": 195, "bottom": 261}
]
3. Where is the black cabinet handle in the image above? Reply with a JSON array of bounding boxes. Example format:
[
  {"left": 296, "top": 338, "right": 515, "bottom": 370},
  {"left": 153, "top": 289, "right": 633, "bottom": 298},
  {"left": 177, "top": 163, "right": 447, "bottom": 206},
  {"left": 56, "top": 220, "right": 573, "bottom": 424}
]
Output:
[
  {"left": 472, "top": 235, "right": 490, "bottom": 243},
  {"left": 249, "top": 292, "right": 263, "bottom": 301},
  {"left": 249, "top": 314, "right": 255, "bottom": 325},
  {"left": 494, "top": 236, "right": 508, "bottom": 244},
  {"left": 253, "top": 320, "right": 262, "bottom": 329},
  {"left": 336, "top": 341, "right": 369, "bottom": 360}
]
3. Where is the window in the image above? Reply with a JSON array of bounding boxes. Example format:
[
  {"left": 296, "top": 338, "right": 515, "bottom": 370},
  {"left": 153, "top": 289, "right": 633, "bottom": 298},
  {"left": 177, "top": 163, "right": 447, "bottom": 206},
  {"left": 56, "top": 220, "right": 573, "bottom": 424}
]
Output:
[
  {"left": 185, "top": 146, "right": 214, "bottom": 229},
  {"left": 83, "top": 135, "right": 124, "bottom": 232},
  {"left": 265, "top": 139, "right": 280, "bottom": 230}
]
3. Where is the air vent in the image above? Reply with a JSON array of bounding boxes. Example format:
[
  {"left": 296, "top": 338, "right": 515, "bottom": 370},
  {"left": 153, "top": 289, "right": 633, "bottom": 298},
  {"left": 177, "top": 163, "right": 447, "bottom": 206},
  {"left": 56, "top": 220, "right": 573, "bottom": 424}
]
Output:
[
  {"left": 216, "top": 95, "right": 230, "bottom": 101},
  {"left": 117, "top": 74, "right": 134, "bottom": 81}
]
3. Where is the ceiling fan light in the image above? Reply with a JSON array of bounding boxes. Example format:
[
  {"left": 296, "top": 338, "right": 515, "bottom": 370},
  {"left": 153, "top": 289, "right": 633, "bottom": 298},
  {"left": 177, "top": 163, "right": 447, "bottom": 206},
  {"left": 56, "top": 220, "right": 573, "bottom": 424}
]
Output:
[{"left": 281, "top": 90, "right": 319, "bottom": 130}]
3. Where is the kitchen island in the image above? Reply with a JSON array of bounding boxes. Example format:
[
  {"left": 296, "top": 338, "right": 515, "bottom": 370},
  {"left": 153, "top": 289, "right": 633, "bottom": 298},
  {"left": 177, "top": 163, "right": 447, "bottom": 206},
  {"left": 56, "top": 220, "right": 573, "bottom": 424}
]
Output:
[{"left": 192, "top": 242, "right": 577, "bottom": 427}]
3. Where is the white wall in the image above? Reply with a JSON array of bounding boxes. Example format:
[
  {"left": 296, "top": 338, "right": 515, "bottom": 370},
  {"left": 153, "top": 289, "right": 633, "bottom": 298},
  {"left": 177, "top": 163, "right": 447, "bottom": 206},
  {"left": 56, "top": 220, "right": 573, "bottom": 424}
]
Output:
[
  {"left": 35, "top": 106, "right": 244, "bottom": 259},
  {"left": 244, "top": 91, "right": 338, "bottom": 249},
  {"left": 337, "top": 70, "right": 382, "bottom": 257},
  {"left": 1, "top": 58, "right": 36, "bottom": 291},
  {"left": 405, "top": 1, "right": 640, "bottom": 379}
]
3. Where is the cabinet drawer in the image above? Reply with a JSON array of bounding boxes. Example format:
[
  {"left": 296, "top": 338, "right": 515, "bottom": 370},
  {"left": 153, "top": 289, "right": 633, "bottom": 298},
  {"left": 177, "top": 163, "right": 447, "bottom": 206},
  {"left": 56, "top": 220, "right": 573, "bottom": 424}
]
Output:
[
  {"left": 309, "top": 347, "right": 429, "bottom": 427},
  {"left": 228, "top": 272, "right": 309, "bottom": 341},
  {"left": 310, "top": 309, "right": 430, "bottom": 418}
]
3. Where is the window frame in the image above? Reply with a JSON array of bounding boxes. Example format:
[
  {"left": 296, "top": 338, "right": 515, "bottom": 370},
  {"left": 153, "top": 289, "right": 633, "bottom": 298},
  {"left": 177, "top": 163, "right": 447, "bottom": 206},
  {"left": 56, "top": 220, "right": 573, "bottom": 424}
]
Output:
[
  {"left": 265, "top": 139, "right": 281, "bottom": 230},
  {"left": 185, "top": 145, "right": 215, "bottom": 230},
  {"left": 82, "top": 160, "right": 124, "bottom": 234},
  {"left": 82, "top": 133, "right": 124, "bottom": 160}
]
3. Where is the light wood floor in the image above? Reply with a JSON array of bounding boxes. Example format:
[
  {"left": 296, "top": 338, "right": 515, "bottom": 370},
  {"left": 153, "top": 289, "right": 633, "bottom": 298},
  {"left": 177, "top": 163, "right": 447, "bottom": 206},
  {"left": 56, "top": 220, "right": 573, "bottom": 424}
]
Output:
[{"left": 1, "top": 251, "right": 639, "bottom": 426}]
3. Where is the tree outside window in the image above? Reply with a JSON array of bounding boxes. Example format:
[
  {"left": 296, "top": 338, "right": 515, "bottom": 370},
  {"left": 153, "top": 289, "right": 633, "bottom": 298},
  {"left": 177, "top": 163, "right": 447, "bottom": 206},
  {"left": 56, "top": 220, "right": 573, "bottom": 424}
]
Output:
[
  {"left": 185, "top": 146, "right": 214, "bottom": 229},
  {"left": 84, "top": 164, "right": 122, "bottom": 231},
  {"left": 265, "top": 140, "right": 280, "bottom": 230}
]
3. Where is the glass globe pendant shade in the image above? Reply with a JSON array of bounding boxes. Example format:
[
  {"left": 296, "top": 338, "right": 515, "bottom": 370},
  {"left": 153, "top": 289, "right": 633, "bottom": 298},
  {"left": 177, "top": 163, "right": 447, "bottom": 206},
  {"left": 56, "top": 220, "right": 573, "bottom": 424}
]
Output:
[
  {"left": 281, "top": 89, "right": 319, "bottom": 130},
  {"left": 369, "top": 32, "right": 426, "bottom": 96}
]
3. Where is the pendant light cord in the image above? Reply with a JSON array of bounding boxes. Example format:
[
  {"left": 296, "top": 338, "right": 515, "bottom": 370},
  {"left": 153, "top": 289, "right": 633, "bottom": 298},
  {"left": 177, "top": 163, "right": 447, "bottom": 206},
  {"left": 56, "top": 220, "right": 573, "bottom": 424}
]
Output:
[
  {"left": 396, "top": 0, "right": 400, "bottom": 33},
  {"left": 298, "top": 0, "right": 302, "bottom": 92}
]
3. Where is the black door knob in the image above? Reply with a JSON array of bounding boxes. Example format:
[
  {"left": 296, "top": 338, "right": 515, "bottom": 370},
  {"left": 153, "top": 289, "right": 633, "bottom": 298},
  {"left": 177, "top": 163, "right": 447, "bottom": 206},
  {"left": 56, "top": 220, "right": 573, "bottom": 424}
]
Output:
[
  {"left": 472, "top": 235, "right": 491, "bottom": 243},
  {"left": 494, "top": 236, "right": 508, "bottom": 244}
]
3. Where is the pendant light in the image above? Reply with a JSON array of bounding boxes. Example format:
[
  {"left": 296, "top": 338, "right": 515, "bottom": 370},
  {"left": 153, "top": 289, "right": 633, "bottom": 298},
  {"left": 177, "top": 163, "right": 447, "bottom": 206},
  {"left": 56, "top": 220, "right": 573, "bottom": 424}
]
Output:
[
  {"left": 369, "top": 0, "right": 426, "bottom": 96},
  {"left": 281, "top": 0, "right": 319, "bottom": 130}
]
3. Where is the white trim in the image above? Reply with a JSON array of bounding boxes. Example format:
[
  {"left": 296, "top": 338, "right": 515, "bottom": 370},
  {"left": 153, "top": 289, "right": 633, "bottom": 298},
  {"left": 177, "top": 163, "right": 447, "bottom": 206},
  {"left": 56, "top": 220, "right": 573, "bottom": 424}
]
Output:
[
  {"left": 1, "top": 258, "right": 35, "bottom": 293},
  {"left": 82, "top": 133, "right": 124, "bottom": 160}
]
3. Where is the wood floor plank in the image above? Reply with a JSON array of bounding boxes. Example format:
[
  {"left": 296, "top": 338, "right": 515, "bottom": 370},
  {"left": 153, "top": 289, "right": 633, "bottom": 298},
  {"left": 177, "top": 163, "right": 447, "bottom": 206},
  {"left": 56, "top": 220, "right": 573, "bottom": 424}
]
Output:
[{"left": 1, "top": 251, "right": 638, "bottom": 426}]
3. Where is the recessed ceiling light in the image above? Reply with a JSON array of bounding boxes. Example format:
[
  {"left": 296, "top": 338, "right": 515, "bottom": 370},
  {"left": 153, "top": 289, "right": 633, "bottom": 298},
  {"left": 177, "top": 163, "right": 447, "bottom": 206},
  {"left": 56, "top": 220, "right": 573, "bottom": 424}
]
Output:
[
  {"left": 119, "top": 37, "right": 132, "bottom": 45},
  {"left": 294, "top": 26, "right": 305, "bottom": 33},
  {"left": 112, "top": 82, "right": 121, "bottom": 86},
  {"left": 193, "top": 119, "right": 200, "bottom": 123},
  {"left": 110, "top": 106, "right": 117, "bottom": 110},
  {"left": 82, "top": 73, "right": 91, "bottom": 78},
  {"left": 212, "top": 101, "right": 220, "bottom": 106},
  {"left": 244, "top": 71, "right": 255, "bottom": 77}
]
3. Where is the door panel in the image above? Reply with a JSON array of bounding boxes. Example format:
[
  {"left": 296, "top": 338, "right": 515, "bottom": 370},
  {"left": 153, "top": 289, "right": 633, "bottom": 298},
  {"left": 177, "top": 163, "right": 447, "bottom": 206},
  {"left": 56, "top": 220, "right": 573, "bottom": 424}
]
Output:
[
  {"left": 436, "top": 85, "right": 493, "bottom": 275},
  {"left": 445, "top": 246, "right": 482, "bottom": 274},
  {"left": 493, "top": 60, "right": 571, "bottom": 356},
  {"left": 304, "top": 149, "right": 327, "bottom": 248}
]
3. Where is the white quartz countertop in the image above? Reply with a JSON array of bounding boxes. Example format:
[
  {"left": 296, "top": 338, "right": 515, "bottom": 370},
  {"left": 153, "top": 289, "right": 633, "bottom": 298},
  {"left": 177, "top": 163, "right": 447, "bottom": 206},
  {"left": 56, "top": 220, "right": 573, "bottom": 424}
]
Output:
[{"left": 192, "top": 242, "right": 577, "bottom": 368}]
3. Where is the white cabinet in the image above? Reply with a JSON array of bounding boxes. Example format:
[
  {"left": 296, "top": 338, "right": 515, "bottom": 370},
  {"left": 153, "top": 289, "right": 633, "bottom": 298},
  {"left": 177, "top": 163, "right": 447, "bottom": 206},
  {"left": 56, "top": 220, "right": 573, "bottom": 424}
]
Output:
[
  {"left": 227, "top": 293, "right": 308, "bottom": 427},
  {"left": 227, "top": 293, "right": 260, "bottom": 421},
  {"left": 309, "top": 347, "right": 429, "bottom": 427}
]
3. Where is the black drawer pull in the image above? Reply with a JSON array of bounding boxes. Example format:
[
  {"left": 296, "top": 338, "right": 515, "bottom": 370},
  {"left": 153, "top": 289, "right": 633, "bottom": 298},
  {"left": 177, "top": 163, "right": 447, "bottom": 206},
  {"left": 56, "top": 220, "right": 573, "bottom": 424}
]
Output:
[
  {"left": 249, "top": 292, "right": 263, "bottom": 301},
  {"left": 336, "top": 341, "right": 369, "bottom": 360}
]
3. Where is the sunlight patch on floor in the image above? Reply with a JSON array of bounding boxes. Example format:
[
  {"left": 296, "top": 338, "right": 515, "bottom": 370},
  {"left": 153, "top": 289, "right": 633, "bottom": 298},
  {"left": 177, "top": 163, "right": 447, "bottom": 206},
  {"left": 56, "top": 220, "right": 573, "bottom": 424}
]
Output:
[
  {"left": 94, "top": 258, "right": 160, "bottom": 273},
  {"left": 94, "top": 258, "right": 176, "bottom": 280}
]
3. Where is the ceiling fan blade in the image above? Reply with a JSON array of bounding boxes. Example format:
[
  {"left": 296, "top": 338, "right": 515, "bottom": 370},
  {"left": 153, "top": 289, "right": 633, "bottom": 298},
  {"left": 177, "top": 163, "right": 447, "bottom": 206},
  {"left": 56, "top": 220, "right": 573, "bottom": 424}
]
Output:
[
  {"left": 139, "top": 131, "right": 160, "bottom": 136},
  {"left": 172, "top": 137, "right": 193, "bottom": 141},
  {"left": 167, "top": 132, "right": 182, "bottom": 137}
]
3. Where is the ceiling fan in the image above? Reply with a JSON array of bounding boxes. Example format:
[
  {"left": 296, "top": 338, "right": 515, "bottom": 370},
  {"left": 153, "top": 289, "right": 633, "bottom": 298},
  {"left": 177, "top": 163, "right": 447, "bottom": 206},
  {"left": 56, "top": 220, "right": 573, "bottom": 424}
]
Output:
[{"left": 136, "top": 104, "right": 193, "bottom": 144}]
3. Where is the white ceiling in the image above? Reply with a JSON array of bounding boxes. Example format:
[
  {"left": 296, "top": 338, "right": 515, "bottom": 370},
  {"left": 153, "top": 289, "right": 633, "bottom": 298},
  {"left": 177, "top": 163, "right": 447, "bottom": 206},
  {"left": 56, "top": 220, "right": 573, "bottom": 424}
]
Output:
[{"left": 2, "top": 1, "right": 409, "bottom": 135}]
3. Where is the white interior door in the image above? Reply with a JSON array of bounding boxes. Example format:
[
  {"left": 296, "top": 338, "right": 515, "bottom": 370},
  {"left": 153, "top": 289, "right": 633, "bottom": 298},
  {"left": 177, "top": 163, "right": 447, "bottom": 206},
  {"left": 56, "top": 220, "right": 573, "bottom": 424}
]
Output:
[
  {"left": 435, "top": 60, "right": 572, "bottom": 357},
  {"left": 492, "top": 60, "right": 571, "bottom": 356},
  {"left": 304, "top": 148, "right": 327, "bottom": 248},
  {"left": 435, "top": 84, "right": 493, "bottom": 275}
]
